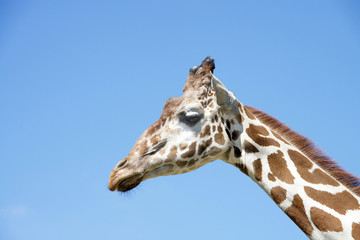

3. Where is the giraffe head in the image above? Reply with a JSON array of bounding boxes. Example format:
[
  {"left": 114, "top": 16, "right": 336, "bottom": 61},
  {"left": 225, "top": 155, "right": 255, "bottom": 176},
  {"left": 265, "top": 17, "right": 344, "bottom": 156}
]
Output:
[{"left": 108, "top": 57, "right": 243, "bottom": 192}]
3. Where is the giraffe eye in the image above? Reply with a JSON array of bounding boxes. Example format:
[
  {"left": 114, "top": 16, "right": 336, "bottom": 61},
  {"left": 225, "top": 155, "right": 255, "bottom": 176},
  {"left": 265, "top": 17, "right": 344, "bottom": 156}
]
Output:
[{"left": 180, "top": 111, "right": 203, "bottom": 126}]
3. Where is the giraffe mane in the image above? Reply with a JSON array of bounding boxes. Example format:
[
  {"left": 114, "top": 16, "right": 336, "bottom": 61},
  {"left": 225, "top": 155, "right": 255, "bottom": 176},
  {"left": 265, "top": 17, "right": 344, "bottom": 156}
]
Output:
[{"left": 246, "top": 106, "right": 360, "bottom": 197}]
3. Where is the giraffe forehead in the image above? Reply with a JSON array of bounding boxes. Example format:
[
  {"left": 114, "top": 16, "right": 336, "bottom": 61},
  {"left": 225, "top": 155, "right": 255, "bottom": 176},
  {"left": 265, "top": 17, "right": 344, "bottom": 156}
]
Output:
[
  {"left": 143, "top": 93, "right": 216, "bottom": 139},
  {"left": 161, "top": 92, "right": 216, "bottom": 118}
]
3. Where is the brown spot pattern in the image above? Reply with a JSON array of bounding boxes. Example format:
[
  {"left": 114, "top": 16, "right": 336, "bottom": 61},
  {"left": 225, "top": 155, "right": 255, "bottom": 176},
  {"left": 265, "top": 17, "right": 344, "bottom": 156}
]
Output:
[
  {"left": 268, "top": 173, "right": 276, "bottom": 182},
  {"left": 288, "top": 150, "right": 339, "bottom": 187},
  {"left": 235, "top": 163, "right": 248, "bottom": 175},
  {"left": 244, "top": 106, "right": 256, "bottom": 120},
  {"left": 304, "top": 187, "right": 360, "bottom": 215},
  {"left": 207, "top": 146, "right": 221, "bottom": 156},
  {"left": 285, "top": 194, "right": 314, "bottom": 236},
  {"left": 352, "top": 222, "right": 360, "bottom": 240},
  {"left": 198, "top": 138, "right": 212, "bottom": 155},
  {"left": 167, "top": 146, "right": 177, "bottom": 161},
  {"left": 233, "top": 146, "right": 241, "bottom": 158},
  {"left": 217, "top": 124, "right": 223, "bottom": 133},
  {"left": 145, "top": 97, "right": 181, "bottom": 137},
  {"left": 150, "top": 134, "right": 160, "bottom": 146},
  {"left": 246, "top": 105, "right": 360, "bottom": 197},
  {"left": 214, "top": 133, "right": 225, "bottom": 145},
  {"left": 251, "top": 124, "right": 269, "bottom": 136},
  {"left": 310, "top": 207, "right": 343, "bottom": 232},
  {"left": 271, "top": 186, "right": 287, "bottom": 204},
  {"left": 253, "top": 159, "right": 262, "bottom": 181},
  {"left": 272, "top": 131, "right": 288, "bottom": 144},
  {"left": 176, "top": 161, "right": 187, "bottom": 167},
  {"left": 268, "top": 151, "right": 295, "bottom": 184},
  {"left": 181, "top": 142, "right": 197, "bottom": 158},
  {"left": 187, "top": 159, "right": 196, "bottom": 167},
  {"left": 200, "top": 125, "right": 211, "bottom": 138},
  {"left": 231, "top": 130, "right": 240, "bottom": 141},
  {"left": 146, "top": 121, "right": 161, "bottom": 137},
  {"left": 179, "top": 143, "right": 187, "bottom": 151},
  {"left": 138, "top": 141, "right": 148, "bottom": 156},
  {"left": 246, "top": 124, "right": 280, "bottom": 148},
  {"left": 243, "top": 140, "right": 259, "bottom": 153}
]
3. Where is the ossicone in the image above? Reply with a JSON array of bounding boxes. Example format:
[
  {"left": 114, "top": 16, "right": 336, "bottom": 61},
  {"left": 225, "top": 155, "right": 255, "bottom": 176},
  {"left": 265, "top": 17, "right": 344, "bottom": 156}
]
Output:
[{"left": 183, "top": 57, "right": 215, "bottom": 92}]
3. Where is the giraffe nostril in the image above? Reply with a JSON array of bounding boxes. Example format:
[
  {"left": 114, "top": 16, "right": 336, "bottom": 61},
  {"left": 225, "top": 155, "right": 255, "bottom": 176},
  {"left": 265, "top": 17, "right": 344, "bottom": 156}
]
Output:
[{"left": 116, "top": 159, "right": 127, "bottom": 169}]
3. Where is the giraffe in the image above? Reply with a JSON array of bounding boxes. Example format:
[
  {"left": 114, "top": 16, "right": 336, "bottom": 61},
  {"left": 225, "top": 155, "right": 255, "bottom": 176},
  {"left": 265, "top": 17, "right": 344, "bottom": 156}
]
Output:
[{"left": 108, "top": 57, "right": 360, "bottom": 240}]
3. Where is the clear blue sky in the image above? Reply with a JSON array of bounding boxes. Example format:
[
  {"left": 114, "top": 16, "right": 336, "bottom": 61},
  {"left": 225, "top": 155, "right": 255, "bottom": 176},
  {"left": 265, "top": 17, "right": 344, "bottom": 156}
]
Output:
[{"left": 1, "top": 1, "right": 359, "bottom": 240}]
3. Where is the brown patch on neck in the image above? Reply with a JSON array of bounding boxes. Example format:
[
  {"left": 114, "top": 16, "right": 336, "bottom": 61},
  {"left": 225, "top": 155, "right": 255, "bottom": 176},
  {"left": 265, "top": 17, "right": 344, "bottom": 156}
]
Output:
[
  {"left": 244, "top": 106, "right": 256, "bottom": 120},
  {"left": 246, "top": 124, "right": 280, "bottom": 148},
  {"left": 271, "top": 130, "right": 288, "bottom": 144},
  {"left": 233, "top": 146, "right": 241, "bottom": 158},
  {"left": 246, "top": 106, "right": 360, "bottom": 197},
  {"left": 270, "top": 186, "right": 287, "bottom": 204},
  {"left": 288, "top": 150, "right": 340, "bottom": 187},
  {"left": 352, "top": 222, "right": 360, "bottom": 240},
  {"left": 304, "top": 187, "right": 360, "bottom": 215},
  {"left": 268, "top": 151, "right": 295, "bottom": 184},
  {"left": 253, "top": 159, "right": 262, "bottom": 182},
  {"left": 231, "top": 130, "right": 240, "bottom": 141},
  {"left": 235, "top": 163, "right": 248, "bottom": 176},
  {"left": 285, "top": 194, "right": 314, "bottom": 236},
  {"left": 243, "top": 140, "right": 259, "bottom": 153},
  {"left": 268, "top": 173, "right": 276, "bottom": 182},
  {"left": 310, "top": 207, "right": 343, "bottom": 232}
]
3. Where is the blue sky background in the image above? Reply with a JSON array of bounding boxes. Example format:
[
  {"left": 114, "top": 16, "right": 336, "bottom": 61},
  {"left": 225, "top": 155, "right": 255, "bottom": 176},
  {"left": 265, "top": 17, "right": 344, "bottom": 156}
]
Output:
[{"left": 1, "top": 1, "right": 359, "bottom": 239}]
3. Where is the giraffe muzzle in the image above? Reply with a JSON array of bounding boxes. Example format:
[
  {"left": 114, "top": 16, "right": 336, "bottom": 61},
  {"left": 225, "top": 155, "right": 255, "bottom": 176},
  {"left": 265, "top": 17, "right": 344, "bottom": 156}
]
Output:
[
  {"left": 108, "top": 169, "right": 143, "bottom": 192},
  {"left": 116, "top": 174, "right": 143, "bottom": 192}
]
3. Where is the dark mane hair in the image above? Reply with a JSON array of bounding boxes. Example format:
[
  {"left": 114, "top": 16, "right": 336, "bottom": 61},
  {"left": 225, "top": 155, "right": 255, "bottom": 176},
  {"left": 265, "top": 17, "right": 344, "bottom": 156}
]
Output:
[{"left": 246, "top": 106, "right": 360, "bottom": 196}]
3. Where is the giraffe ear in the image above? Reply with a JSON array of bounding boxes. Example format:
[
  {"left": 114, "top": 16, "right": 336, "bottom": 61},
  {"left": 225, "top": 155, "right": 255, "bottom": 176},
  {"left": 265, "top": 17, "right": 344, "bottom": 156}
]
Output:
[{"left": 211, "top": 74, "right": 237, "bottom": 110}]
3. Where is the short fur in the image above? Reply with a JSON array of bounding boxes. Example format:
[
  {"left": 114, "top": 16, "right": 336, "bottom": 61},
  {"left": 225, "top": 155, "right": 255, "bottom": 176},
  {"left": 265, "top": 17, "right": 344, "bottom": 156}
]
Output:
[{"left": 246, "top": 106, "right": 360, "bottom": 196}]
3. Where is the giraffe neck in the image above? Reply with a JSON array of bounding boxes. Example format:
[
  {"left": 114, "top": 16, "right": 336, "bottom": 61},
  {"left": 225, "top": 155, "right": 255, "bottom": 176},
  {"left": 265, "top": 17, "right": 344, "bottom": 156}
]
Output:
[{"left": 224, "top": 103, "right": 360, "bottom": 240}]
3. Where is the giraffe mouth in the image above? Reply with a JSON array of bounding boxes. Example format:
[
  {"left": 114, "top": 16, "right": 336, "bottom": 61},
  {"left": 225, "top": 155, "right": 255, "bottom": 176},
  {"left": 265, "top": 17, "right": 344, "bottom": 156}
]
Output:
[
  {"left": 115, "top": 174, "right": 143, "bottom": 192},
  {"left": 109, "top": 164, "right": 175, "bottom": 192}
]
